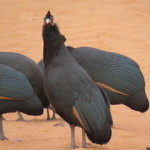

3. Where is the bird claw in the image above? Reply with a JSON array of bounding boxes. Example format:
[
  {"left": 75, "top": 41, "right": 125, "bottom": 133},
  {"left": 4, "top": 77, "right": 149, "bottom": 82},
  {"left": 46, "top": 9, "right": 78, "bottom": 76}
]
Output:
[
  {"left": 75, "top": 145, "right": 79, "bottom": 148},
  {"left": 2, "top": 116, "right": 6, "bottom": 121},
  {"left": 46, "top": 117, "right": 51, "bottom": 121},
  {"left": 4, "top": 137, "right": 9, "bottom": 141},
  {"left": 46, "top": 116, "right": 56, "bottom": 121},
  {"left": 86, "top": 143, "right": 91, "bottom": 145},
  {"left": 0, "top": 136, "right": 9, "bottom": 141},
  {"left": 16, "top": 118, "right": 25, "bottom": 121},
  {"left": 70, "top": 145, "right": 79, "bottom": 149}
]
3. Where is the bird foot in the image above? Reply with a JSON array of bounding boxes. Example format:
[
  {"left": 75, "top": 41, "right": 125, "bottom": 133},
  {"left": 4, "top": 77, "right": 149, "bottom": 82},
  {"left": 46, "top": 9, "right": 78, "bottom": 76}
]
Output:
[
  {"left": 70, "top": 145, "right": 79, "bottom": 149},
  {"left": 86, "top": 143, "right": 91, "bottom": 145},
  {"left": 82, "top": 144, "right": 86, "bottom": 148},
  {"left": 46, "top": 116, "right": 56, "bottom": 121},
  {"left": 16, "top": 118, "right": 25, "bottom": 121},
  {"left": 46, "top": 117, "right": 51, "bottom": 121},
  {"left": 2, "top": 116, "right": 6, "bottom": 121},
  {"left": 0, "top": 136, "right": 9, "bottom": 141}
]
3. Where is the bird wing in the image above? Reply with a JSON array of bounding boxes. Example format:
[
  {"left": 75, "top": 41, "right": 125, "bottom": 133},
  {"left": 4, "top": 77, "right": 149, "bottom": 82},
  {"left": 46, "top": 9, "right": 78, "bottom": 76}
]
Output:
[
  {"left": 0, "top": 65, "right": 35, "bottom": 100},
  {"left": 95, "top": 62, "right": 145, "bottom": 95},
  {"left": 72, "top": 85, "right": 111, "bottom": 133},
  {"left": 73, "top": 47, "right": 145, "bottom": 96}
]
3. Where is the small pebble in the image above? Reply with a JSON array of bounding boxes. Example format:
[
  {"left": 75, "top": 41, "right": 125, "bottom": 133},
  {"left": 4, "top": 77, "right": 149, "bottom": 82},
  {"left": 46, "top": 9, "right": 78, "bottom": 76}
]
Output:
[
  {"left": 54, "top": 123, "right": 66, "bottom": 127},
  {"left": 14, "top": 139, "right": 22, "bottom": 142},
  {"left": 31, "top": 18, "right": 36, "bottom": 21}
]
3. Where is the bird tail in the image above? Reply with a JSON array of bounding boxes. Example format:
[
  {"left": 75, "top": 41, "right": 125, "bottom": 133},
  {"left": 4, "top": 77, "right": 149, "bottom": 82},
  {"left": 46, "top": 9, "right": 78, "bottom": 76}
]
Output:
[
  {"left": 73, "top": 95, "right": 112, "bottom": 144},
  {"left": 123, "top": 90, "right": 149, "bottom": 112},
  {"left": 86, "top": 121, "right": 111, "bottom": 144}
]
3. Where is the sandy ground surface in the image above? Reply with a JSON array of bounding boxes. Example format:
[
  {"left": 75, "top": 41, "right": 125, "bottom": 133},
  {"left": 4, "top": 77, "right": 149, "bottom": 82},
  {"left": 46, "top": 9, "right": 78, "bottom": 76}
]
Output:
[{"left": 0, "top": 0, "right": 150, "bottom": 149}]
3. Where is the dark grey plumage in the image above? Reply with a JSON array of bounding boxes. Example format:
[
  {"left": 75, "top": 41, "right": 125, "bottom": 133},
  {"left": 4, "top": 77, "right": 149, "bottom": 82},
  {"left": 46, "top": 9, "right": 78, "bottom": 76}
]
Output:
[
  {"left": 68, "top": 47, "right": 149, "bottom": 112},
  {"left": 43, "top": 11, "right": 112, "bottom": 148},
  {"left": 38, "top": 59, "right": 45, "bottom": 72},
  {"left": 38, "top": 59, "right": 56, "bottom": 120},
  {"left": 0, "top": 64, "right": 43, "bottom": 140},
  {"left": 0, "top": 52, "right": 50, "bottom": 120}
]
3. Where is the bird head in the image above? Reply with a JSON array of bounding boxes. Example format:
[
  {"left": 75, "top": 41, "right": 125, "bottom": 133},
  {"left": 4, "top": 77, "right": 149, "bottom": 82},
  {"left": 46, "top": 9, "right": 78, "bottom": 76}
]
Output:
[{"left": 44, "top": 11, "right": 54, "bottom": 26}]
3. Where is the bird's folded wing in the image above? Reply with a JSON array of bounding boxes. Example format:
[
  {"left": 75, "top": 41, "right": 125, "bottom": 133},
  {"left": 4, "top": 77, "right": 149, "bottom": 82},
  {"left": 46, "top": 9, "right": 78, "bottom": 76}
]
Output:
[
  {"left": 72, "top": 89, "right": 111, "bottom": 132},
  {"left": 0, "top": 65, "right": 34, "bottom": 100},
  {"left": 96, "top": 63, "right": 145, "bottom": 95}
]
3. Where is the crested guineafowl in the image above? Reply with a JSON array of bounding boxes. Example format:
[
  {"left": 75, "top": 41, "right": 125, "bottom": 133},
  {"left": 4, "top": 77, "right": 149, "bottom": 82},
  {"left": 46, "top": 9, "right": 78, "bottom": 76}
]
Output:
[
  {"left": 0, "top": 64, "right": 43, "bottom": 140},
  {"left": 43, "top": 11, "right": 112, "bottom": 148},
  {"left": 67, "top": 47, "right": 149, "bottom": 113},
  {"left": 0, "top": 52, "right": 50, "bottom": 120}
]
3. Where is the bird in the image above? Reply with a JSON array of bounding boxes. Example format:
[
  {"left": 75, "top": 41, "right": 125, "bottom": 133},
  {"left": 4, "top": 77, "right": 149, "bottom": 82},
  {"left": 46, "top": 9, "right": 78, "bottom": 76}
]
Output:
[
  {"left": 38, "top": 59, "right": 56, "bottom": 120},
  {"left": 67, "top": 46, "right": 149, "bottom": 113},
  {"left": 42, "top": 11, "right": 112, "bottom": 148},
  {"left": 0, "top": 52, "right": 50, "bottom": 120},
  {"left": 0, "top": 64, "right": 43, "bottom": 140}
]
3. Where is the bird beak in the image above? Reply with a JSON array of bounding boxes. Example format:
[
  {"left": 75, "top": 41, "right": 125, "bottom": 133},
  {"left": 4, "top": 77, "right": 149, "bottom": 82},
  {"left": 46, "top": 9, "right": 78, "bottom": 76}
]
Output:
[{"left": 45, "top": 18, "right": 51, "bottom": 24}]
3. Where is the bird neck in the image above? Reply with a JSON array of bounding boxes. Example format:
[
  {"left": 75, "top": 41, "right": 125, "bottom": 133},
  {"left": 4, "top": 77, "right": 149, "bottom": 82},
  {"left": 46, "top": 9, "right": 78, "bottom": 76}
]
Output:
[
  {"left": 67, "top": 46, "right": 75, "bottom": 53},
  {"left": 43, "top": 24, "right": 64, "bottom": 67}
]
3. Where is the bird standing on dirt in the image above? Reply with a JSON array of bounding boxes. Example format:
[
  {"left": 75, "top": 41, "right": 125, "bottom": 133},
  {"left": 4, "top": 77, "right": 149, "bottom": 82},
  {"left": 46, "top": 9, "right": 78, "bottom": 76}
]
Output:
[
  {"left": 43, "top": 11, "right": 112, "bottom": 148},
  {"left": 0, "top": 64, "right": 43, "bottom": 140},
  {"left": 0, "top": 52, "right": 51, "bottom": 120},
  {"left": 68, "top": 47, "right": 149, "bottom": 113}
]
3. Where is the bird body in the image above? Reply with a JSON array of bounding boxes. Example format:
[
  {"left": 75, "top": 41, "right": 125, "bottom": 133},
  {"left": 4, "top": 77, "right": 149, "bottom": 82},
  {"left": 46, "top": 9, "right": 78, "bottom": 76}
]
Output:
[
  {"left": 0, "top": 64, "right": 43, "bottom": 115},
  {"left": 43, "top": 11, "right": 112, "bottom": 147},
  {"left": 0, "top": 64, "right": 43, "bottom": 140},
  {"left": 0, "top": 52, "right": 49, "bottom": 109},
  {"left": 69, "top": 47, "right": 149, "bottom": 112}
]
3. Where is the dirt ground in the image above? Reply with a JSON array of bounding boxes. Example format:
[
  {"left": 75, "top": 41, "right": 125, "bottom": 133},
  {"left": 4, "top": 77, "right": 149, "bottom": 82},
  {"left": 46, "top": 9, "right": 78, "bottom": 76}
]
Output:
[{"left": 0, "top": 0, "right": 150, "bottom": 150}]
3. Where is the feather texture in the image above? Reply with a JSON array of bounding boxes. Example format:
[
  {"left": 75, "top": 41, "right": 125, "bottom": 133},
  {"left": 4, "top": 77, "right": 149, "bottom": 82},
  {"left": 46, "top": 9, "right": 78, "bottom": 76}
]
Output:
[
  {"left": 0, "top": 64, "right": 43, "bottom": 115},
  {"left": 43, "top": 18, "right": 112, "bottom": 144},
  {"left": 70, "top": 47, "right": 149, "bottom": 112},
  {"left": 0, "top": 52, "right": 49, "bottom": 108}
]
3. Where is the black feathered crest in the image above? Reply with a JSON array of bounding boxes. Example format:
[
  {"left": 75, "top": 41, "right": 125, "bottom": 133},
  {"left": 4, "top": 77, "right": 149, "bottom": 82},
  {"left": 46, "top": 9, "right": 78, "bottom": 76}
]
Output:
[
  {"left": 44, "top": 11, "right": 54, "bottom": 26},
  {"left": 43, "top": 11, "right": 64, "bottom": 66}
]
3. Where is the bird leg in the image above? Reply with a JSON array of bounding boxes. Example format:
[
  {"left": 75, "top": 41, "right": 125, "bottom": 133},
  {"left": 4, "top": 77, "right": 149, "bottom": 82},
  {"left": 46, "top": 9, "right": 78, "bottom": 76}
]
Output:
[
  {"left": 49, "top": 105, "right": 56, "bottom": 120},
  {"left": 82, "top": 128, "right": 86, "bottom": 148},
  {"left": 70, "top": 125, "right": 76, "bottom": 149},
  {"left": 51, "top": 109, "right": 56, "bottom": 120},
  {"left": 46, "top": 107, "right": 51, "bottom": 120},
  {"left": 16, "top": 111, "right": 25, "bottom": 121},
  {"left": 0, "top": 114, "right": 8, "bottom": 140}
]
